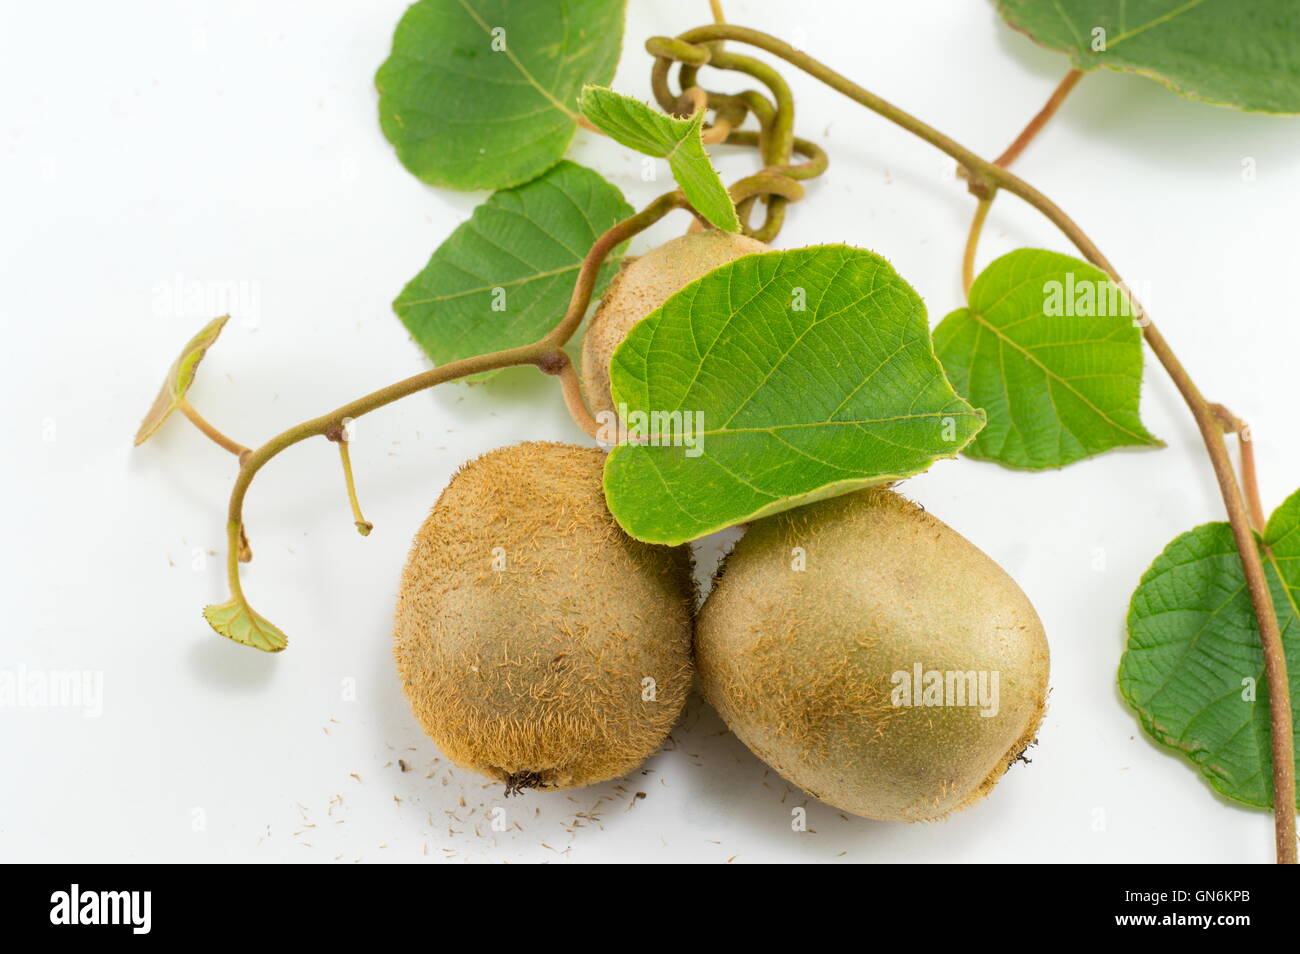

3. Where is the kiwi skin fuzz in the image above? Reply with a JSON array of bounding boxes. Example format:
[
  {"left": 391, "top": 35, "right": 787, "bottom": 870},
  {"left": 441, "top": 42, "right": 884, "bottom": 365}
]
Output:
[
  {"left": 696, "top": 487, "right": 1049, "bottom": 822},
  {"left": 393, "top": 441, "right": 695, "bottom": 793},
  {"left": 580, "top": 230, "right": 769, "bottom": 416}
]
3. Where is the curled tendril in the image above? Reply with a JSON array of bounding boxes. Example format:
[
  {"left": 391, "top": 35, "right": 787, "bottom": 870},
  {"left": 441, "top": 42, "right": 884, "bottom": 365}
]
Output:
[{"left": 645, "top": 34, "right": 826, "bottom": 244}]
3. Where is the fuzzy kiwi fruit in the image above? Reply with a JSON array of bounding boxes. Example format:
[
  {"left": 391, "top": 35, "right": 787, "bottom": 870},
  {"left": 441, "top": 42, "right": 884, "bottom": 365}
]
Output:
[
  {"left": 393, "top": 441, "right": 694, "bottom": 793},
  {"left": 696, "top": 487, "right": 1049, "bottom": 821},
  {"left": 581, "top": 230, "right": 769, "bottom": 416}
]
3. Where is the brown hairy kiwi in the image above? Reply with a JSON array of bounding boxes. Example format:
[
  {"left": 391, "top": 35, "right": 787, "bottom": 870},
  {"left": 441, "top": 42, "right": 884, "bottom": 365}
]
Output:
[
  {"left": 581, "top": 230, "right": 769, "bottom": 416},
  {"left": 393, "top": 441, "right": 694, "bottom": 793},
  {"left": 696, "top": 487, "right": 1049, "bottom": 821}
]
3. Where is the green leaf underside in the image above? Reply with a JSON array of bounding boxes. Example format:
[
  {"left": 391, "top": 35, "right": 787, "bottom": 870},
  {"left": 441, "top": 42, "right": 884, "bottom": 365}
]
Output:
[
  {"left": 997, "top": 0, "right": 1300, "bottom": 114},
  {"left": 204, "top": 597, "right": 287, "bottom": 653},
  {"left": 1120, "top": 488, "right": 1300, "bottom": 808},
  {"left": 578, "top": 86, "right": 741, "bottom": 232},
  {"left": 134, "top": 314, "right": 229, "bottom": 446},
  {"left": 603, "top": 245, "right": 985, "bottom": 545},
  {"left": 933, "top": 248, "right": 1159, "bottom": 471},
  {"left": 393, "top": 161, "right": 633, "bottom": 374},
  {"left": 376, "top": 0, "right": 626, "bottom": 190}
]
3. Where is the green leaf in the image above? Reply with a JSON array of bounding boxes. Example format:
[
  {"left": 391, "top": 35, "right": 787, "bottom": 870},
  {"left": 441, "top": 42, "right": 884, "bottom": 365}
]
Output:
[
  {"left": 602, "top": 245, "right": 985, "bottom": 545},
  {"left": 393, "top": 160, "right": 632, "bottom": 373},
  {"left": 204, "top": 596, "right": 288, "bottom": 653},
  {"left": 933, "top": 248, "right": 1160, "bottom": 471},
  {"left": 578, "top": 85, "right": 740, "bottom": 232},
  {"left": 134, "top": 315, "right": 229, "bottom": 446},
  {"left": 998, "top": 0, "right": 1300, "bottom": 114},
  {"left": 1120, "top": 488, "right": 1300, "bottom": 808},
  {"left": 376, "top": 0, "right": 626, "bottom": 190}
]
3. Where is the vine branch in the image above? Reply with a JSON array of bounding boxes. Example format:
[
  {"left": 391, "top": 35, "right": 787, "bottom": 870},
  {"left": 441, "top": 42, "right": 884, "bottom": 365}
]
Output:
[
  {"left": 668, "top": 22, "right": 1296, "bottom": 864},
  {"left": 216, "top": 191, "right": 688, "bottom": 638}
]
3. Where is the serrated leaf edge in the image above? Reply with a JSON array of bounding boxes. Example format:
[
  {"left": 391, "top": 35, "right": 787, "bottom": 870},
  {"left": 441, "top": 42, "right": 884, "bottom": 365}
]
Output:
[{"left": 203, "top": 596, "right": 287, "bottom": 653}]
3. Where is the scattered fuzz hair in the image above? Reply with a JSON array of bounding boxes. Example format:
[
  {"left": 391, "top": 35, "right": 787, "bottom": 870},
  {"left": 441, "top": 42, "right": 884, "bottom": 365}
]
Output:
[
  {"left": 394, "top": 442, "right": 695, "bottom": 793},
  {"left": 580, "top": 230, "right": 769, "bottom": 416},
  {"left": 696, "top": 487, "right": 1050, "bottom": 821}
]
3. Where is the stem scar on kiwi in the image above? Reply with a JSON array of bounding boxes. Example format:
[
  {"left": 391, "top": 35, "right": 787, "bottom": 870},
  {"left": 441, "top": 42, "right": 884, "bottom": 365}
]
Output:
[{"left": 394, "top": 442, "right": 696, "bottom": 792}]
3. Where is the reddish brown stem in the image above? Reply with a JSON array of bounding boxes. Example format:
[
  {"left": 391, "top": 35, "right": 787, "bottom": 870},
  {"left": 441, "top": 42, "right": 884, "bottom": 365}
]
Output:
[
  {"left": 962, "top": 196, "right": 992, "bottom": 294},
  {"left": 556, "top": 361, "right": 601, "bottom": 440},
  {"left": 1213, "top": 404, "right": 1267, "bottom": 532},
  {"left": 995, "top": 69, "right": 1083, "bottom": 168}
]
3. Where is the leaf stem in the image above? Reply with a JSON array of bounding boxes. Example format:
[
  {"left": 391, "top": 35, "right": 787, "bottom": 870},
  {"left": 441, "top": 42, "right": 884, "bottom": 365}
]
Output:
[
  {"left": 1240, "top": 432, "right": 1267, "bottom": 535},
  {"left": 330, "top": 433, "right": 373, "bottom": 536},
  {"left": 675, "top": 22, "right": 1296, "bottom": 863},
  {"left": 557, "top": 359, "right": 601, "bottom": 440},
  {"left": 1212, "top": 404, "right": 1267, "bottom": 532},
  {"left": 179, "top": 399, "right": 251, "bottom": 462},
  {"left": 962, "top": 196, "right": 992, "bottom": 295},
  {"left": 995, "top": 69, "right": 1083, "bottom": 168}
]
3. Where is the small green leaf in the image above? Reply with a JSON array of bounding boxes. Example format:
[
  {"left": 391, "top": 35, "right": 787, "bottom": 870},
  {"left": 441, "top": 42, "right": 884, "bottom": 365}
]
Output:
[
  {"left": 578, "top": 85, "right": 740, "bottom": 232},
  {"left": 998, "top": 0, "right": 1300, "bottom": 114},
  {"left": 134, "top": 314, "right": 229, "bottom": 446},
  {"left": 933, "top": 249, "right": 1160, "bottom": 470},
  {"left": 1120, "top": 488, "right": 1300, "bottom": 809},
  {"left": 376, "top": 0, "right": 626, "bottom": 190},
  {"left": 393, "top": 160, "right": 633, "bottom": 373},
  {"left": 603, "top": 245, "right": 984, "bottom": 545},
  {"left": 204, "top": 596, "right": 287, "bottom": 653}
]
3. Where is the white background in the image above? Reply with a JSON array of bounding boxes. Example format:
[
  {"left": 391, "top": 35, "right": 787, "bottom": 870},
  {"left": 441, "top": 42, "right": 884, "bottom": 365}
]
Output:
[{"left": 3, "top": 0, "right": 1298, "bottom": 864}]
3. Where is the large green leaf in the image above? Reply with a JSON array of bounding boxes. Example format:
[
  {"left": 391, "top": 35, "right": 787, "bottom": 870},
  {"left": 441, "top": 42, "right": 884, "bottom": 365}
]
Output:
[
  {"left": 393, "top": 160, "right": 632, "bottom": 371},
  {"left": 603, "top": 245, "right": 985, "bottom": 544},
  {"left": 376, "top": 0, "right": 626, "bottom": 189},
  {"left": 578, "top": 85, "right": 740, "bottom": 232},
  {"left": 204, "top": 596, "right": 288, "bottom": 653},
  {"left": 1120, "top": 488, "right": 1300, "bottom": 808},
  {"left": 998, "top": 0, "right": 1300, "bottom": 114},
  {"left": 933, "top": 248, "right": 1160, "bottom": 471}
]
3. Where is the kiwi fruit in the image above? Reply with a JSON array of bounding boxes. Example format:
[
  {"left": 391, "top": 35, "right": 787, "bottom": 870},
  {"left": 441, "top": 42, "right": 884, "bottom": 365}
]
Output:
[
  {"left": 393, "top": 441, "right": 694, "bottom": 793},
  {"left": 696, "top": 487, "right": 1049, "bottom": 821},
  {"left": 581, "top": 230, "right": 769, "bottom": 416}
]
